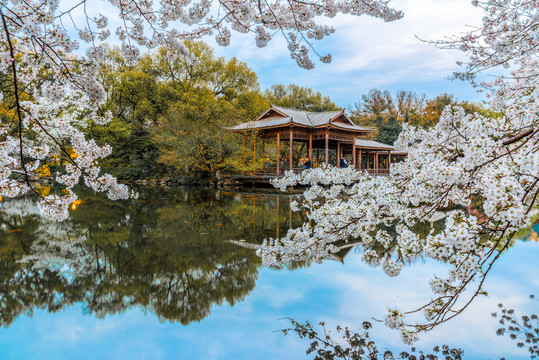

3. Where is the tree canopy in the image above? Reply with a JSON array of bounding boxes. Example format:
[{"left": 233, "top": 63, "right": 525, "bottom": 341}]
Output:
[
  {"left": 264, "top": 84, "right": 341, "bottom": 112},
  {"left": 349, "top": 89, "right": 496, "bottom": 145},
  {"left": 84, "top": 42, "right": 268, "bottom": 181}
]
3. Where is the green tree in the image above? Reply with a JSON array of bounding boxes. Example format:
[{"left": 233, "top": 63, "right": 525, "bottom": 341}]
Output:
[
  {"left": 153, "top": 88, "right": 246, "bottom": 181},
  {"left": 350, "top": 89, "right": 423, "bottom": 144},
  {"left": 373, "top": 116, "right": 402, "bottom": 145},
  {"left": 149, "top": 42, "right": 268, "bottom": 181},
  {"left": 90, "top": 41, "right": 267, "bottom": 181},
  {"left": 264, "top": 84, "right": 340, "bottom": 112}
]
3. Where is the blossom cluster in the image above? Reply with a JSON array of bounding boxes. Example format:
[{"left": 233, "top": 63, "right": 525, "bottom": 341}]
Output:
[
  {"left": 26, "top": 95, "right": 137, "bottom": 220},
  {"left": 0, "top": 75, "right": 136, "bottom": 220},
  {"left": 260, "top": 0, "right": 538, "bottom": 343},
  {"left": 440, "top": 0, "right": 538, "bottom": 88}
]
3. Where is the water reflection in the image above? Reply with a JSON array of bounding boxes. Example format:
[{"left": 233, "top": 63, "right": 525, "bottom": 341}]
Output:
[
  {"left": 0, "top": 187, "right": 536, "bottom": 330},
  {"left": 0, "top": 187, "right": 537, "bottom": 360},
  {"left": 0, "top": 187, "right": 307, "bottom": 327}
]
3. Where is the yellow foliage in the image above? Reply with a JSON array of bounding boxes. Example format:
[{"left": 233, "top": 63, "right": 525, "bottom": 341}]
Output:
[
  {"left": 0, "top": 103, "right": 16, "bottom": 119},
  {"left": 36, "top": 164, "right": 51, "bottom": 178},
  {"left": 36, "top": 185, "right": 51, "bottom": 197},
  {"left": 50, "top": 155, "right": 60, "bottom": 165}
]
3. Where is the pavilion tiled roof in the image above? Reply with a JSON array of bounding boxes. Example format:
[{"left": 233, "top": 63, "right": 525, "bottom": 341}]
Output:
[
  {"left": 229, "top": 105, "right": 371, "bottom": 132},
  {"left": 307, "top": 110, "right": 342, "bottom": 126},
  {"left": 229, "top": 116, "right": 291, "bottom": 130},
  {"left": 355, "top": 139, "right": 395, "bottom": 150}
]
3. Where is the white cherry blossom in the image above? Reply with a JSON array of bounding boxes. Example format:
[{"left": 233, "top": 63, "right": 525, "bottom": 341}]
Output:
[{"left": 260, "top": 0, "right": 539, "bottom": 343}]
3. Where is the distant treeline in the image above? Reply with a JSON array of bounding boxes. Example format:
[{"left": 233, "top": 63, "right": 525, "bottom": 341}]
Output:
[{"left": 347, "top": 89, "right": 497, "bottom": 146}]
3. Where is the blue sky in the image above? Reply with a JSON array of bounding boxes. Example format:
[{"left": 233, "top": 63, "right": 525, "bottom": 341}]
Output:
[
  {"left": 207, "top": 0, "right": 486, "bottom": 108},
  {"left": 71, "top": 0, "right": 486, "bottom": 109}
]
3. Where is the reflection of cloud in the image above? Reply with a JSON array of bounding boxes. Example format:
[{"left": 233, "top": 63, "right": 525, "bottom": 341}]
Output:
[
  {"left": 42, "top": 320, "right": 84, "bottom": 343},
  {"left": 1, "top": 239, "right": 536, "bottom": 359},
  {"left": 250, "top": 273, "right": 306, "bottom": 308},
  {"left": 64, "top": 325, "right": 83, "bottom": 341}
]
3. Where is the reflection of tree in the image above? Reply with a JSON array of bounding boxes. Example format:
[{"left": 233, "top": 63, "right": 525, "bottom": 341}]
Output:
[
  {"left": 0, "top": 187, "right": 305, "bottom": 326},
  {"left": 0, "top": 189, "right": 535, "bottom": 328},
  {"left": 0, "top": 200, "right": 70, "bottom": 326}
]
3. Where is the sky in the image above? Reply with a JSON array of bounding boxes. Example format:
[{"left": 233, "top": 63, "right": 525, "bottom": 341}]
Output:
[
  {"left": 67, "top": 0, "right": 487, "bottom": 110},
  {"left": 205, "top": 0, "right": 486, "bottom": 108}
]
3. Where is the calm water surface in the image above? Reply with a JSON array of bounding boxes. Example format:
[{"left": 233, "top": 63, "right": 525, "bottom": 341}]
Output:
[{"left": 0, "top": 186, "right": 536, "bottom": 360}]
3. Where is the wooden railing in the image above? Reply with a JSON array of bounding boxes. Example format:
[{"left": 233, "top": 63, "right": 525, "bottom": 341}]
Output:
[
  {"left": 252, "top": 167, "right": 391, "bottom": 177},
  {"left": 254, "top": 167, "right": 304, "bottom": 176}
]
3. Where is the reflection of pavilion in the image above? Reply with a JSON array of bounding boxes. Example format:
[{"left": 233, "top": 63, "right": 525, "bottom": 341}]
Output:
[
  {"left": 228, "top": 239, "right": 357, "bottom": 264},
  {"left": 230, "top": 105, "right": 401, "bottom": 176}
]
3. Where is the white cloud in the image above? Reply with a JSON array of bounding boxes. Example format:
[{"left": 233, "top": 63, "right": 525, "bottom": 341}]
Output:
[
  {"left": 212, "top": 0, "right": 486, "bottom": 106},
  {"left": 62, "top": 0, "right": 488, "bottom": 106}
]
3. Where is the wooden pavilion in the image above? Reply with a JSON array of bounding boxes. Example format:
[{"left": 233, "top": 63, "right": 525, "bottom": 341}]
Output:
[{"left": 230, "top": 105, "right": 396, "bottom": 176}]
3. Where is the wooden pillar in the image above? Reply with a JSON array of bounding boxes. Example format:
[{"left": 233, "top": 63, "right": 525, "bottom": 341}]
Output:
[
  {"left": 387, "top": 151, "right": 391, "bottom": 170},
  {"left": 253, "top": 135, "right": 257, "bottom": 167},
  {"left": 358, "top": 149, "right": 362, "bottom": 170},
  {"left": 289, "top": 127, "right": 293, "bottom": 171},
  {"left": 325, "top": 129, "right": 329, "bottom": 165},
  {"left": 375, "top": 151, "right": 379, "bottom": 173},
  {"left": 308, "top": 133, "right": 312, "bottom": 160},
  {"left": 337, "top": 141, "right": 341, "bottom": 167},
  {"left": 261, "top": 139, "right": 265, "bottom": 168},
  {"left": 242, "top": 135, "right": 246, "bottom": 166},
  {"left": 276, "top": 132, "right": 280, "bottom": 175},
  {"left": 352, "top": 136, "right": 356, "bottom": 169}
]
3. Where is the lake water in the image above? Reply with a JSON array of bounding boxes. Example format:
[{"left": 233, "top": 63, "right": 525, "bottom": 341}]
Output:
[{"left": 0, "top": 186, "right": 537, "bottom": 359}]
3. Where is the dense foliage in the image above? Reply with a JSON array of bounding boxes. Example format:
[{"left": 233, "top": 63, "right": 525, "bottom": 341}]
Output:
[{"left": 88, "top": 42, "right": 268, "bottom": 181}]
